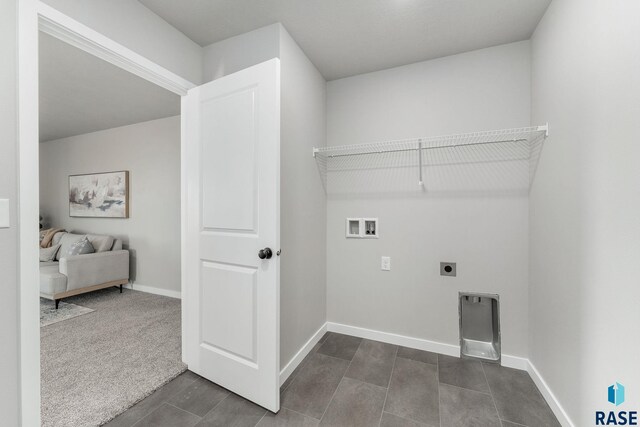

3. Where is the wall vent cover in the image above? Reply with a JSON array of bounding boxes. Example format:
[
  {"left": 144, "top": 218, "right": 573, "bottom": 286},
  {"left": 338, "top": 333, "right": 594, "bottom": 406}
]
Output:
[{"left": 459, "top": 292, "right": 501, "bottom": 363}]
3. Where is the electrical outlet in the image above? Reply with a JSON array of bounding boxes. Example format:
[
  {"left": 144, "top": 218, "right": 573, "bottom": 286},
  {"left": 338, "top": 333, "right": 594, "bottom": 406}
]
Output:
[
  {"left": 440, "top": 262, "right": 456, "bottom": 277},
  {"left": 381, "top": 256, "right": 391, "bottom": 271}
]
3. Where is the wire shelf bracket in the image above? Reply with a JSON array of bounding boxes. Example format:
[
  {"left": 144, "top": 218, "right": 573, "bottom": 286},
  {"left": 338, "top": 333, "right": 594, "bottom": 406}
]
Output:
[{"left": 313, "top": 124, "right": 549, "bottom": 193}]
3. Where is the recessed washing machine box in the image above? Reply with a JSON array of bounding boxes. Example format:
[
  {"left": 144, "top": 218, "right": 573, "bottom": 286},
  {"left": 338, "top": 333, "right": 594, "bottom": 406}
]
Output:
[
  {"left": 345, "top": 218, "right": 378, "bottom": 238},
  {"left": 459, "top": 292, "right": 501, "bottom": 363},
  {"left": 346, "top": 218, "right": 361, "bottom": 238},
  {"left": 362, "top": 218, "right": 378, "bottom": 238}
]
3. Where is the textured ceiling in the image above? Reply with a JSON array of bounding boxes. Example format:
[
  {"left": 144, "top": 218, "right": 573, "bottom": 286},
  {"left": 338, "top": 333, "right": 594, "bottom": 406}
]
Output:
[
  {"left": 140, "top": 0, "right": 551, "bottom": 80},
  {"left": 39, "top": 32, "right": 180, "bottom": 142}
]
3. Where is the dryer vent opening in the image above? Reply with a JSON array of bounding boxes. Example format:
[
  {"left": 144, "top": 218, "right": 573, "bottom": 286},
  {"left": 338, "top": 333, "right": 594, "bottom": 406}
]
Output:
[{"left": 459, "top": 293, "right": 501, "bottom": 363}]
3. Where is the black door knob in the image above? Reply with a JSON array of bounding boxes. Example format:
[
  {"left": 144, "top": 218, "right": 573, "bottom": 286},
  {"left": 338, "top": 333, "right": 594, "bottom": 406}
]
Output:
[{"left": 258, "top": 247, "right": 273, "bottom": 260}]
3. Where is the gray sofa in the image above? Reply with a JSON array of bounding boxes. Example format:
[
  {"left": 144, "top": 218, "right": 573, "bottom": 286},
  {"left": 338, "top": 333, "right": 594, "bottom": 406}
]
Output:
[{"left": 40, "top": 232, "right": 129, "bottom": 308}]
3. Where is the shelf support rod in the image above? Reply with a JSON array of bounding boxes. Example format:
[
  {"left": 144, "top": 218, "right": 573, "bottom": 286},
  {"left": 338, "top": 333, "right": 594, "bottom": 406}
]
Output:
[
  {"left": 538, "top": 123, "right": 549, "bottom": 137},
  {"left": 418, "top": 139, "right": 424, "bottom": 187}
]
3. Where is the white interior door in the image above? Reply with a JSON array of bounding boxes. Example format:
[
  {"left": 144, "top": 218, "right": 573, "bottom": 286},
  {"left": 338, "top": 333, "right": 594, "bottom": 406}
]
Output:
[{"left": 184, "top": 59, "right": 280, "bottom": 412}]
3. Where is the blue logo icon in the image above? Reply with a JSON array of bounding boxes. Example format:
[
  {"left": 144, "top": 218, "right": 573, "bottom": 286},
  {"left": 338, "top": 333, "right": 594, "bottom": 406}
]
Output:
[
  {"left": 596, "top": 383, "right": 636, "bottom": 425},
  {"left": 609, "top": 383, "right": 626, "bottom": 406}
]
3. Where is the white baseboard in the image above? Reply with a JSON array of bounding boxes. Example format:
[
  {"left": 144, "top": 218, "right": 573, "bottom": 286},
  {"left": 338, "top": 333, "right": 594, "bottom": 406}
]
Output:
[
  {"left": 326, "top": 322, "right": 460, "bottom": 358},
  {"left": 123, "top": 283, "right": 181, "bottom": 299},
  {"left": 527, "top": 360, "right": 575, "bottom": 427},
  {"left": 501, "top": 354, "right": 529, "bottom": 370},
  {"left": 326, "top": 322, "right": 528, "bottom": 370},
  {"left": 279, "top": 323, "right": 327, "bottom": 386}
]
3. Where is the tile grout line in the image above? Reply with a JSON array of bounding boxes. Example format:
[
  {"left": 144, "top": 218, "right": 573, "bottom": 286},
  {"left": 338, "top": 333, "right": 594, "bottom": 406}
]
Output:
[
  {"left": 480, "top": 361, "right": 510, "bottom": 427},
  {"left": 164, "top": 401, "right": 203, "bottom": 417},
  {"left": 377, "top": 345, "right": 399, "bottom": 427},
  {"left": 383, "top": 348, "right": 442, "bottom": 427},
  {"left": 254, "top": 411, "right": 267, "bottom": 427},
  {"left": 281, "top": 332, "right": 329, "bottom": 394},
  {"left": 315, "top": 352, "right": 354, "bottom": 363},
  {"left": 280, "top": 334, "right": 360, "bottom": 420},
  {"left": 280, "top": 350, "right": 315, "bottom": 395},
  {"left": 194, "top": 391, "right": 232, "bottom": 421},
  {"left": 130, "top": 402, "right": 202, "bottom": 427},
  {"left": 437, "top": 381, "right": 493, "bottom": 397},
  {"left": 281, "top": 406, "right": 321, "bottom": 421},
  {"left": 317, "top": 338, "right": 363, "bottom": 423}
]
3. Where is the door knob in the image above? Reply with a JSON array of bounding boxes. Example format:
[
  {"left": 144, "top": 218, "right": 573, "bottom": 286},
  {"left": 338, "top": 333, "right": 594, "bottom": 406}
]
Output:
[{"left": 258, "top": 247, "right": 273, "bottom": 260}]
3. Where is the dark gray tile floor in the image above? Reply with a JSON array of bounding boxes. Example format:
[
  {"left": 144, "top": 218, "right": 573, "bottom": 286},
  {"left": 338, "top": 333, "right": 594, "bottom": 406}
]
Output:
[{"left": 105, "top": 332, "right": 560, "bottom": 427}]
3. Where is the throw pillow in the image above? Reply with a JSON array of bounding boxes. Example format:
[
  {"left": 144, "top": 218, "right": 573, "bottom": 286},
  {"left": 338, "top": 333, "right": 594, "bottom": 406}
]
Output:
[
  {"left": 52, "top": 231, "right": 66, "bottom": 246},
  {"left": 39, "top": 244, "right": 61, "bottom": 262},
  {"left": 67, "top": 237, "right": 95, "bottom": 256},
  {"left": 56, "top": 233, "right": 84, "bottom": 260}
]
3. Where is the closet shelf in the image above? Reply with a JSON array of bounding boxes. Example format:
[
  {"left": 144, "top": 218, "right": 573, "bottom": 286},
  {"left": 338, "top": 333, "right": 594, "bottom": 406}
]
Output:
[
  {"left": 313, "top": 125, "right": 548, "bottom": 194},
  {"left": 313, "top": 125, "right": 548, "bottom": 160}
]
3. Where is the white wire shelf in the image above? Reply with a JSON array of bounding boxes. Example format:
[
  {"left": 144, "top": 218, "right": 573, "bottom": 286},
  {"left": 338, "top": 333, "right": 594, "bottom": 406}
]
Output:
[{"left": 313, "top": 125, "right": 548, "bottom": 194}]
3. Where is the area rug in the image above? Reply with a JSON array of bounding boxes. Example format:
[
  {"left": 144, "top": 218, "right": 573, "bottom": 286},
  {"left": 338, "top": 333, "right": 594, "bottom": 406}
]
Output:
[
  {"left": 40, "top": 298, "right": 94, "bottom": 327},
  {"left": 40, "top": 287, "right": 186, "bottom": 427}
]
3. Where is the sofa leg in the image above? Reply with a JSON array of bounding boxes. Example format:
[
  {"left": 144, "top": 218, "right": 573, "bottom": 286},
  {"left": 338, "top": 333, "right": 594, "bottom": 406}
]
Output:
[
  {"left": 55, "top": 299, "right": 60, "bottom": 310},
  {"left": 120, "top": 284, "right": 123, "bottom": 293}
]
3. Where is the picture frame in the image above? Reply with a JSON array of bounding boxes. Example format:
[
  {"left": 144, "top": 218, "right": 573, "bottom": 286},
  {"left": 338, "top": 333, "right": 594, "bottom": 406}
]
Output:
[{"left": 69, "top": 171, "right": 129, "bottom": 218}]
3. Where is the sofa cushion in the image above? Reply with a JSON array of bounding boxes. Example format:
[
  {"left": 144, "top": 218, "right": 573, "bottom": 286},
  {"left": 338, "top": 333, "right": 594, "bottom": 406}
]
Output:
[
  {"left": 87, "top": 234, "right": 114, "bottom": 252},
  {"left": 112, "top": 239, "right": 123, "bottom": 251},
  {"left": 67, "top": 237, "right": 95, "bottom": 256},
  {"left": 52, "top": 231, "right": 66, "bottom": 246},
  {"left": 40, "top": 264, "right": 68, "bottom": 296},
  {"left": 39, "top": 244, "right": 61, "bottom": 262}
]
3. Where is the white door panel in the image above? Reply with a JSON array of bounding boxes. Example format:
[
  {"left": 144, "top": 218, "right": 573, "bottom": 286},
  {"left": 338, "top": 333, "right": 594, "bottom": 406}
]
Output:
[
  {"left": 200, "top": 261, "right": 258, "bottom": 362},
  {"left": 201, "top": 86, "right": 258, "bottom": 232},
  {"left": 184, "top": 58, "right": 280, "bottom": 412}
]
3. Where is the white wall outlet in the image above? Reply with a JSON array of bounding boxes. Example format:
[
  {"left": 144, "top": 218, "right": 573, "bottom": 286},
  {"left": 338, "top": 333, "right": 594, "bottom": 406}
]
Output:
[
  {"left": 381, "top": 256, "right": 391, "bottom": 271},
  {"left": 0, "top": 199, "right": 9, "bottom": 228}
]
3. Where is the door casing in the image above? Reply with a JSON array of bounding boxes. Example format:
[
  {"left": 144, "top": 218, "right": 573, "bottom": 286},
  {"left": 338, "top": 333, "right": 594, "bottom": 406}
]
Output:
[{"left": 19, "top": 5, "right": 197, "bottom": 426}]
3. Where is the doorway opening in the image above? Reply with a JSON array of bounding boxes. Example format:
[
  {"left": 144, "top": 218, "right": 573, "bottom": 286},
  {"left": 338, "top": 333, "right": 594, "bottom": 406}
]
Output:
[{"left": 38, "top": 30, "right": 183, "bottom": 426}]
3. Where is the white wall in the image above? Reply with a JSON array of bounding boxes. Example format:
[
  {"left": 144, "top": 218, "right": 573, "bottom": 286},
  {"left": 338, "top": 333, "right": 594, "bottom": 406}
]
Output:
[
  {"left": 202, "top": 24, "right": 281, "bottom": 83},
  {"left": 39, "top": 116, "right": 182, "bottom": 294},
  {"left": 326, "top": 41, "right": 531, "bottom": 357},
  {"left": 41, "top": 0, "right": 203, "bottom": 84},
  {"left": 279, "top": 27, "right": 327, "bottom": 367},
  {"left": 0, "top": 0, "right": 20, "bottom": 423},
  {"left": 530, "top": 0, "right": 640, "bottom": 424}
]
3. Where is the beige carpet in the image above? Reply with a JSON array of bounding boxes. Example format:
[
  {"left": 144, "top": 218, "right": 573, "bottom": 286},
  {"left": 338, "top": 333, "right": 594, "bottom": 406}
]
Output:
[{"left": 40, "top": 287, "right": 186, "bottom": 427}]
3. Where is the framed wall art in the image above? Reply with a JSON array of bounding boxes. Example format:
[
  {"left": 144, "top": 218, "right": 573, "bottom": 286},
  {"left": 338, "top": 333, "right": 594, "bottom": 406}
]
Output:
[{"left": 69, "top": 171, "right": 129, "bottom": 218}]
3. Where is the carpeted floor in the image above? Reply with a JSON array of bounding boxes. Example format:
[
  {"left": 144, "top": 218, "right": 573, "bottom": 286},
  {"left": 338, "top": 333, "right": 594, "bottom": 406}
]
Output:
[{"left": 40, "top": 287, "right": 186, "bottom": 427}]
